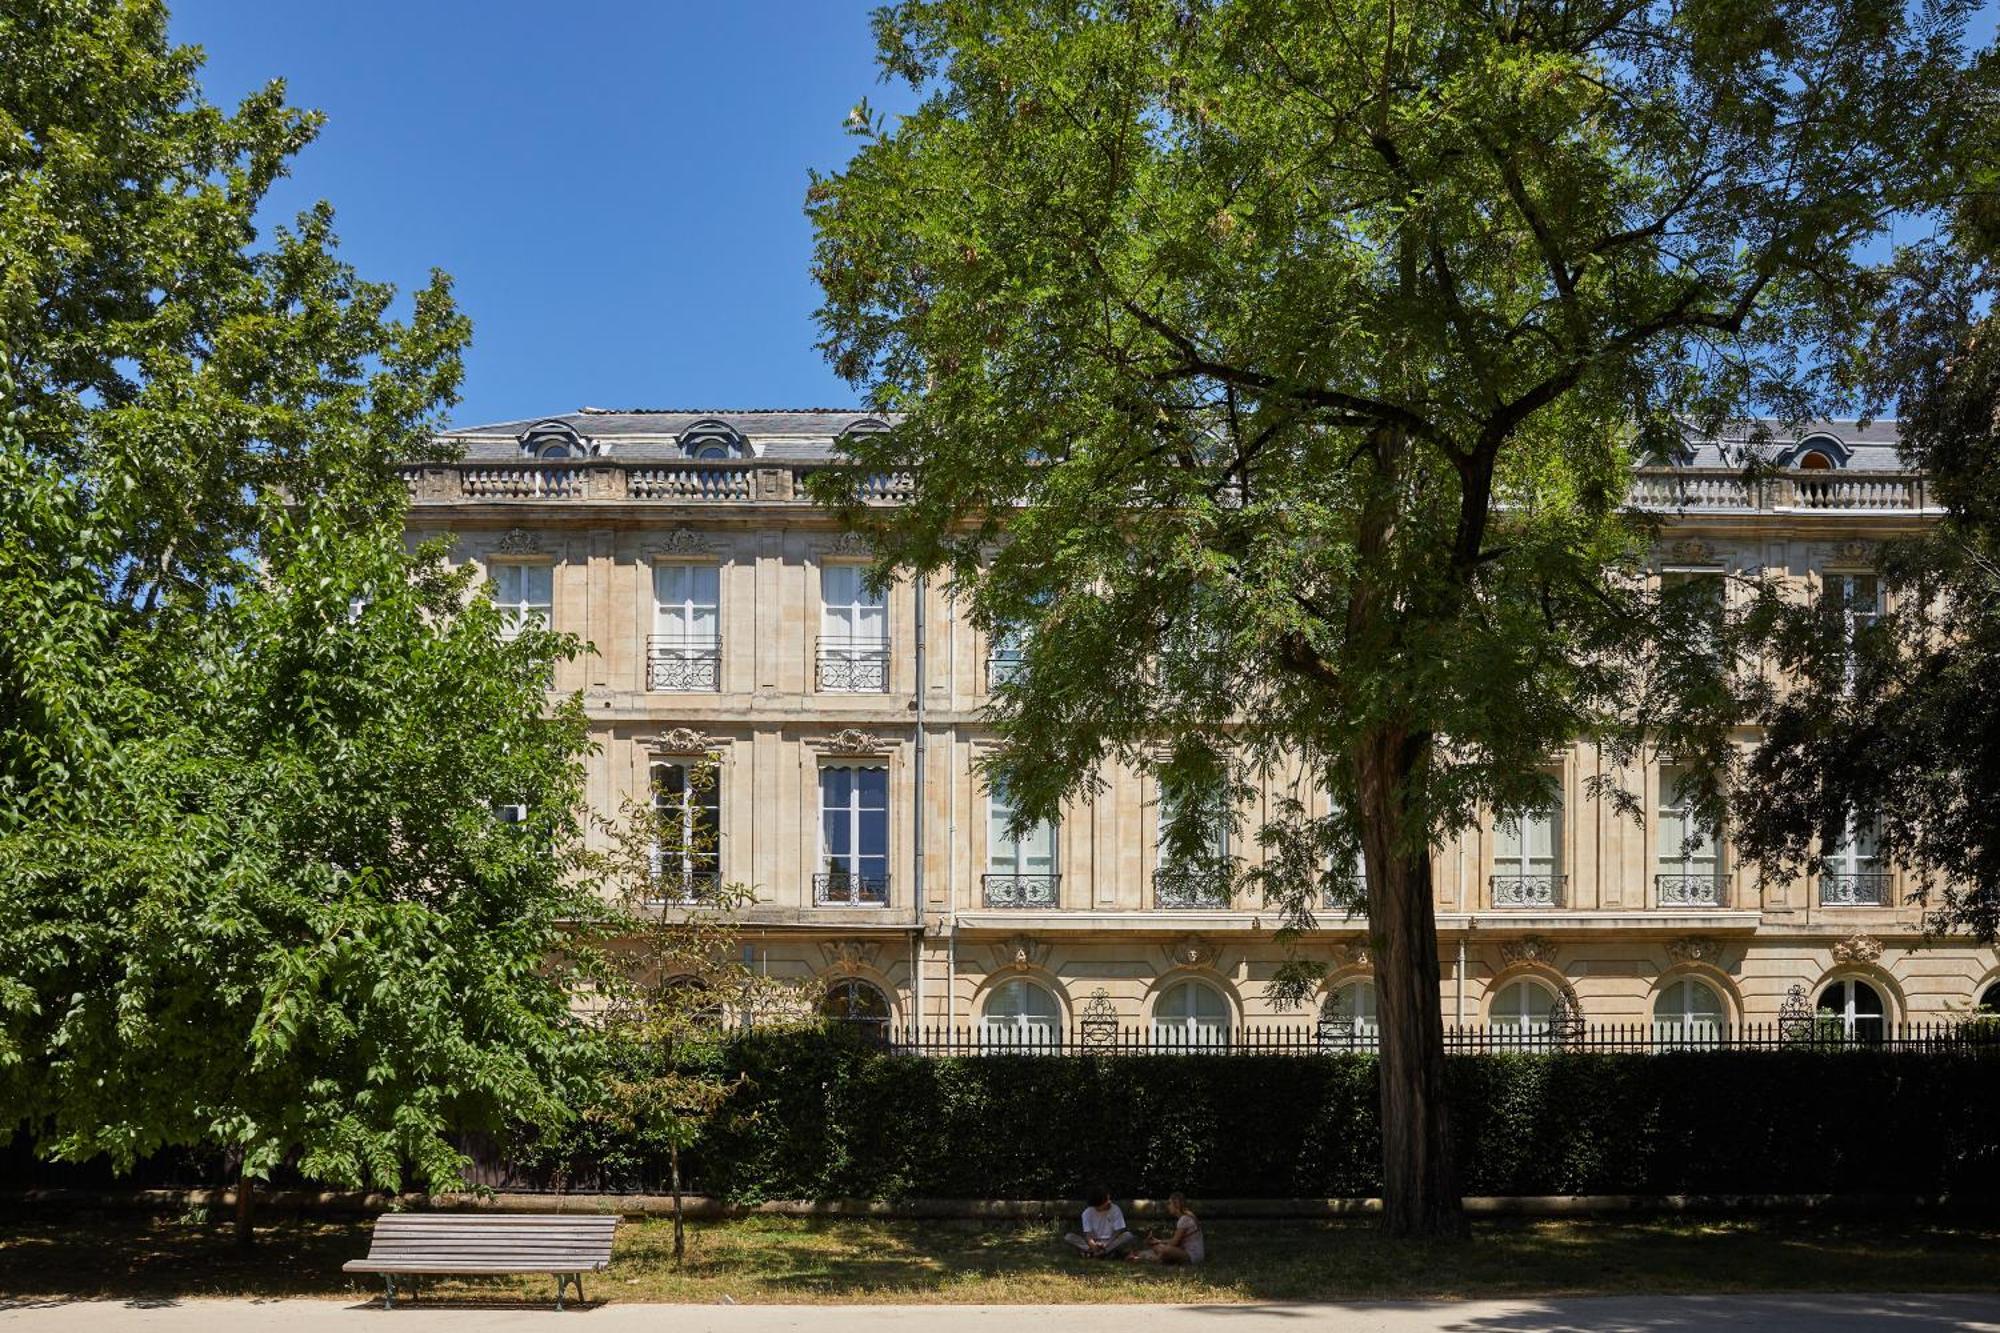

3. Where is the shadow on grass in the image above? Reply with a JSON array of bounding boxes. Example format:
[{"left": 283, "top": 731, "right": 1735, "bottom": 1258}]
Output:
[{"left": 3, "top": 1210, "right": 2000, "bottom": 1306}]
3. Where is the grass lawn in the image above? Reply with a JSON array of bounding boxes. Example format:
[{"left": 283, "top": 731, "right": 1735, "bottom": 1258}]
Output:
[{"left": 3, "top": 1211, "right": 1999, "bottom": 1306}]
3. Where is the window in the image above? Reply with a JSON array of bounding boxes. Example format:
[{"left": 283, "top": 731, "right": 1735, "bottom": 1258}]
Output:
[
  {"left": 1817, "top": 978, "right": 1886, "bottom": 1043},
  {"left": 651, "top": 563, "right": 721, "bottom": 691},
  {"left": 1153, "top": 979, "right": 1230, "bottom": 1048},
  {"left": 1822, "top": 814, "right": 1885, "bottom": 905},
  {"left": 1981, "top": 983, "right": 2000, "bottom": 1016},
  {"left": 1319, "top": 981, "right": 1379, "bottom": 1044},
  {"left": 1652, "top": 978, "right": 1726, "bottom": 1047},
  {"left": 1656, "top": 767, "right": 1722, "bottom": 906},
  {"left": 1492, "top": 801, "right": 1560, "bottom": 907},
  {"left": 984, "top": 780, "right": 1057, "bottom": 908},
  {"left": 1828, "top": 572, "right": 1883, "bottom": 694},
  {"left": 1490, "top": 978, "right": 1557, "bottom": 1034},
  {"left": 1154, "top": 785, "right": 1232, "bottom": 908},
  {"left": 819, "top": 564, "right": 888, "bottom": 691},
  {"left": 1796, "top": 449, "right": 1835, "bottom": 470},
  {"left": 982, "top": 979, "right": 1062, "bottom": 1045},
  {"left": 818, "top": 765, "right": 888, "bottom": 905},
  {"left": 490, "top": 562, "right": 552, "bottom": 638},
  {"left": 651, "top": 761, "right": 721, "bottom": 902},
  {"left": 987, "top": 622, "right": 1026, "bottom": 689},
  {"left": 821, "top": 977, "right": 890, "bottom": 1035},
  {"left": 1660, "top": 568, "right": 1726, "bottom": 646}
]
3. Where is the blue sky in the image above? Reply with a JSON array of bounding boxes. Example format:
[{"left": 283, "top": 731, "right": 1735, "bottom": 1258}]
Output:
[{"left": 168, "top": 2, "right": 915, "bottom": 428}]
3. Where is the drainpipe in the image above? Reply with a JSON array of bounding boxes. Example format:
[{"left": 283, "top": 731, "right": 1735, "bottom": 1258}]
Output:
[
  {"left": 1457, "top": 927, "right": 1469, "bottom": 1026},
  {"left": 912, "top": 574, "right": 927, "bottom": 1035}
]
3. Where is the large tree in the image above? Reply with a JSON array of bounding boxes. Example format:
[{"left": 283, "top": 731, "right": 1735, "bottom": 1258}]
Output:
[
  {"left": 0, "top": 0, "right": 607, "bottom": 1238},
  {"left": 808, "top": 0, "right": 1986, "bottom": 1234}
]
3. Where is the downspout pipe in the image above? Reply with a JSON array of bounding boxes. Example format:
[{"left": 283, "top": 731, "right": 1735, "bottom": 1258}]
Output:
[{"left": 911, "top": 574, "right": 927, "bottom": 1036}]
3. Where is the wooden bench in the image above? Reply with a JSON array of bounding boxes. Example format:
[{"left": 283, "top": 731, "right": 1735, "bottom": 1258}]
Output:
[{"left": 343, "top": 1212, "right": 618, "bottom": 1310}]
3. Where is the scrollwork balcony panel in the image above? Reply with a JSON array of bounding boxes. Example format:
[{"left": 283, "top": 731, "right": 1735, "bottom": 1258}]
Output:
[
  {"left": 816, "top": 640, "right": 890, "bottom": 692},
  {"left": 814, "top": 872, "right": 890, "bottom": 907},
  {"left": 986, "top": 656, "right": 1024, "bottom": 691},
  {"left": 1656, "top": 873, "right": 1725, "bottom": 908},
  {"left": 1154, "top": 864, "right": 1232, "bottom": 910},
  {"left": 1820, "top": 872, "right": 1890, "bottom": 906},
  {"left": 982, "top": 872, "right": 1060, "bottom": 909},
  {"left": 647, "top": 637, "right": 721, "bottom": 691},
  {"left": 1490, "top": 873, "right": 1565, "bottom": 908}
]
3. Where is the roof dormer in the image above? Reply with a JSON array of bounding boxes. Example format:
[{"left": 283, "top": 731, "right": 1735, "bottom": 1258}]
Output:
[{"left": 679, "top": 417, "right": 751, "bottom": 459}]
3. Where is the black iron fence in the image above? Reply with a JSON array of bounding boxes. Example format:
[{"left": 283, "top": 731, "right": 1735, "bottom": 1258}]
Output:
[{"left": 877, "top": 1018, "right": 2000, "bottom": 1057}]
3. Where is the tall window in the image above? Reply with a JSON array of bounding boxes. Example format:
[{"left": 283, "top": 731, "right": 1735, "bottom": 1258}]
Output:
[
  {"left": 1817, "top": 978, "right": 1886, "bottom": 1043},
  {"left": 1656, "top": 767, "right": 1722, "bottom": 906},
  {"left": 987, "top": 621, "right": 1026, "bottom": 689},
  {"left": 651, "top": 563, "right": 720, "bottom": 691},
  {"left": 1153, "top": 979, "right": 1230, "bottom": 1048},
  {"left": 1319, "top": 981, "right": 1379, "bottom": 1044},
  {"left": 982, "top": 979, "right": 1061, "bottom": 1045},
  {"left": 1154, "top": 786, "right": 1231, "bottom": 909},
  {"left": 490, "top": 562, "right": 552, "bottom": 638},
  {"left": 819, "top": 564, "right": 888, "bottom": 691},
  {"left": 1660, "top": 568, "right": 1726, "bottom": 646},
  {"left": 1490, "top": 978, "right": 1557, "bottom": 1035},
  {"left": 985, "top": 780, "right": 1057, "bottom": 908},
  {"left": 1822, "top": 813, "right": 1885, "bottom": 905},
  {"left": 1829, "top": 572, "right": 1882, "bottom": 693},
  {"left": 818, "top": 765, "right": 889, "bottom": 905},
  {"left": 651, "top": 761, "right": 721, "bottom": 902},
  {"left": 1652, "top": 978, "right": 1725, "bottom": 1047},
  {"left": 1493, "top": 801, "right": 1560, "bottom": 907}
]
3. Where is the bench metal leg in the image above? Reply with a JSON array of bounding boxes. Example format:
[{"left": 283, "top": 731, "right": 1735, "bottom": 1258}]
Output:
[
  {"left": 555, "top": 1272, "right": 581, "bottom": 1310},
  {"left": 382, "top": 1275, "right": 396, "bottom": 1311}
]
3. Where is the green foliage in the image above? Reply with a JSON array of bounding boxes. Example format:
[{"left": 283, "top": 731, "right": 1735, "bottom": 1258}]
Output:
[
  {"left": 520, "top": 1035, "right": 2000, "bottom": 1200},
  {"left": 0, "top": 0, "right": 605, "bottom": 1198}
]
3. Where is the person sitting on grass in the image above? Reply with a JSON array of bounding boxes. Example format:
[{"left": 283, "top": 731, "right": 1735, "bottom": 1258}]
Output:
[
  {"left": 1129, "top": 1193, "right": 1204, "bottom": 1265},
  {"left": 1063, "top": 1186, "right": 1137, "bottom": 1259}
]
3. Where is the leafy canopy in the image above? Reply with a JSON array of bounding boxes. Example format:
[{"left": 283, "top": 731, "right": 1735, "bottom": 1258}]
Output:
[{"left": 809, "top": 0, "right": 1986, "bottom": 994}]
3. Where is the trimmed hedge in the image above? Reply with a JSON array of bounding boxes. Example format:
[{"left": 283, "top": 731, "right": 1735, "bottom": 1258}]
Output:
[{"left": 504, "top": 1032, "right": 2000, "bottom": 1201}]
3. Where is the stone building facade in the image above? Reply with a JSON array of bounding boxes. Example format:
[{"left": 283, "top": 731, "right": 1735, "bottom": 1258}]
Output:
[{"left": 404, "top": 409, "right": 2000, "bottom": 1043}]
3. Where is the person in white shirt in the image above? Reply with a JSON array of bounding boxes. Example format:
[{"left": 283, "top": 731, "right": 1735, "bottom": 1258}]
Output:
[
  {"left": 1063, "top": 1185, "right": 1137, "bottom": 1258},
  {"left": 1132, "top": 1193, "right": 1205, "bottom": 1265}
]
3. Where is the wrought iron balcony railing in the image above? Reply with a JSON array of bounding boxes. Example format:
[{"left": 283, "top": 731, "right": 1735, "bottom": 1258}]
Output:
[
  {"left": 982, "top": 872, "right": 1060, "bottom": 909},
  {"left": 1820, "top": 871, "right": 1890, "bottom": 906},
  {"left": 1491, "top": 873, "right": 1566, "bottom": 908},
  {"left": 1656, "top": 872, "right": 1725, "bottom": 908},
  {"left": 814, "top": 871, "right": 890, "bottom": 907},
  {"left": 816, "top": 638, "right": 890, "bottom": 692},
  {"left": 647, "top": 636, "right": 721, "bottom": 691},
  {"left": 644, "top": 869, "right": 721, "bottom": 907},
  {"left": 1154, "top": 863, "right": 1232, "bottom": 910},
  {"left": 986, "top": 655, "right": 1024, "bottom": 690}
]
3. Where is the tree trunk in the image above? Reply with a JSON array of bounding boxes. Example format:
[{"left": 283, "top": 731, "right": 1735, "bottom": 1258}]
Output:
[
  {"left": 670, "top": 1143, "right": 685, "bottom": 1263},
  {"left": 1357, "top": 729, "right": 1464, "bottom": 1239},
  {"left": 234, "top": 1166, "right": 256, "bottom": 1249}
]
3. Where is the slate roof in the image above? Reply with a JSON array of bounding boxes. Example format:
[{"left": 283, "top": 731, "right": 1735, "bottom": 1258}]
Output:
[{"left": 437, "top": 409, "right": 1907, "bottom": 470}]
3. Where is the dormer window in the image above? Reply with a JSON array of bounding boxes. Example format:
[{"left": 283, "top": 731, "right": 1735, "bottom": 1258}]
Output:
[
  {"left": 837, "top": 415, "right": 892, "bottom": 442},
  {"left": 1788, "top": 433, "right": 1847, "bottom": 470},
  {"left": 519, "top": 420, "right": 590, "bottom": 460},
  {"left": 679, "top": 418, "right": 749, "bottom": 460}
]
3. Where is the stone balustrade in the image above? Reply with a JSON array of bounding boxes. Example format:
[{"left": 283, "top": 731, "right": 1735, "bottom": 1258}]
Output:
[{"left": 400, "top": 460, "right": 1935, "bottom": 514}]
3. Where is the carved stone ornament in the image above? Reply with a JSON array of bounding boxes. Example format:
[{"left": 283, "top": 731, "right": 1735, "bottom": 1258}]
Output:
[
  {"left": 818, "top": 939, "right": 882, "bottom": 973},
  {"left": 1834, "top": 539, "right": 1876, "bottom": 564},
  {"left": 1500, "top": 935, "right": 1558, "bottom": 969},
  {"left": 638, "top": 727, "right": 720, "bottom": 756},
  {"left": 1668, "top": 538, "right": 1716, "bottom": 563},
  {"left": 1165, "top": 934, "right": 1213, "bottom": 970},
  {"left": 1832, "top": 933, "right": 1884, "bottom": 965},
  {"left": 810, "top": 728, "right": 890, "bottom": 756},
  {"left": 825, "top": 530, "right": 874, "bottom": 558},
  {"left": 1666, "top": 936, "right": 1721, "bottom": 966},
  {"left": 494, "top": 527, "right": 543, "bottom": 555},
  {"left": 1328, "top": 942, "right": 1373, "bottom": 972},
  {"left": 993, "top": 934, "right": 1049, "bottom": 973},
  {"left": 653, "top": 527, "right": 718, "bottom": 556}
]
